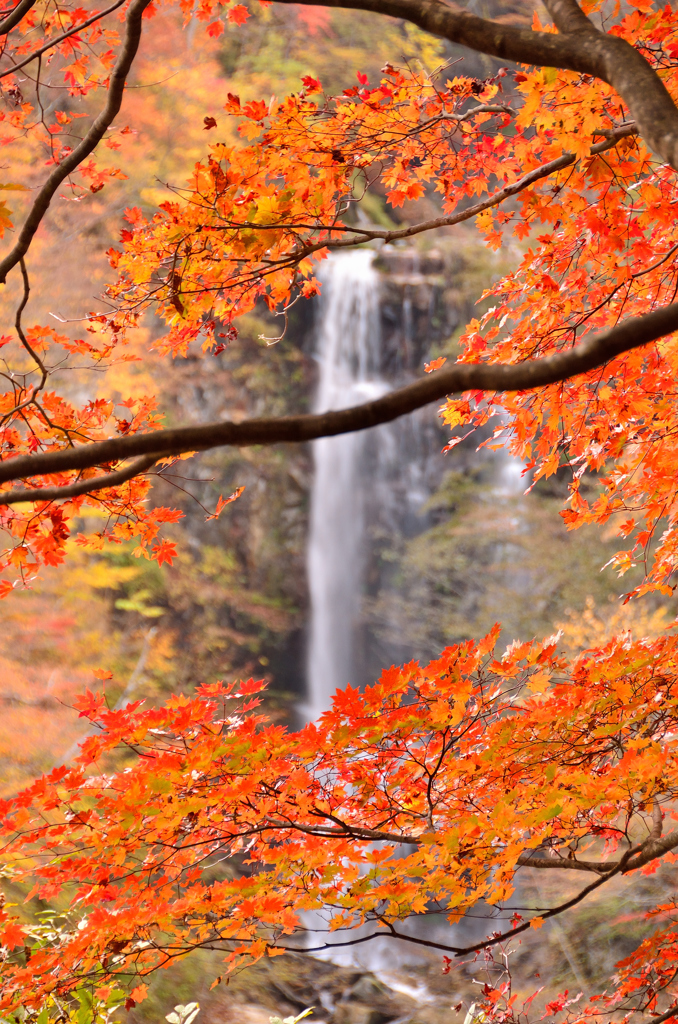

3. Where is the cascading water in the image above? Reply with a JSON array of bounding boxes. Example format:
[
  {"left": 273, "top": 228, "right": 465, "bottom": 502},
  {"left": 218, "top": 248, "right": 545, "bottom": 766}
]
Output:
[
  {"left": 305, "top": 249, "right": 386, "bottom": 720},
  {"left": 302, "top": 247, "right": 534, "bottom": 974}
]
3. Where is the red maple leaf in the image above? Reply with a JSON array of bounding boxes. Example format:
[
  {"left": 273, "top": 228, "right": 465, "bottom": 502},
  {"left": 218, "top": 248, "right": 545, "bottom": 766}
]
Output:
[{"left": 152, "top": 539, "right": 177, "bottom": 567}]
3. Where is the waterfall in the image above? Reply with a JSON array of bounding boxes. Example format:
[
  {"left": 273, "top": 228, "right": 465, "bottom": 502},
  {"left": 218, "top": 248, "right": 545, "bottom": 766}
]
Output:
[
  {"left": 305, "top": 250, "right": 385, "bottom": 719},
  {"left": 302, "top": 249, "right": 526, "bottom": 972}
]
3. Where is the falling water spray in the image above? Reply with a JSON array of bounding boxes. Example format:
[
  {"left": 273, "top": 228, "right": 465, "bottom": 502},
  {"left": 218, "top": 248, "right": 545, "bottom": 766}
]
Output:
[{"left": 305, "top": 250, "right": 386, "bottom": 719}]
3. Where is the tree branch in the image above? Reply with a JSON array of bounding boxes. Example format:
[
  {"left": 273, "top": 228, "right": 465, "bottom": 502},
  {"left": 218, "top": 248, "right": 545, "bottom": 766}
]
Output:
[
  {"left": 648, "top": 1007, "right": 678, "bottom": 1024},
  {"left": 258, "top": 812, "right": 678, "bottom": 878},
  {"left": 517, "top": 831, "right": 678, "bottom": 873},
  {"left": 1, "top": 299, "right": 677, "bottom": 495},
  {"left": 0, "top": 0, "right": 37, "bottom": 35},
  {"left": 0, "top": 0, "right": 127, "bottom": 82},
  {"left": 518, "top": 804, "right": 678, "bottom": 875},
  {"left": 0, "top": 454, "right": 157, "bottom": 505},
  {"left": 542, "top": 0, "right": 594, "bottom": 35},
  {"left": 259, "top": 819, "right": 421, "bottom": 844},
  {"left": 296, "top": 844, "right": 639, "bottom": 959},
  {"left": 517, "top": 853, "right": 611, "bottom": 873},
  {"left": 275, "top": 0, "right": 678, "bottom": 170},
  {"left": 452, "top": 842, "right": 642, "bottom": 957},
  {"left": 285, "top": 817, "right": 678, "bottom": 960},
  {"left": 0, "top": 0, "right": 152, "bottom": 285}
]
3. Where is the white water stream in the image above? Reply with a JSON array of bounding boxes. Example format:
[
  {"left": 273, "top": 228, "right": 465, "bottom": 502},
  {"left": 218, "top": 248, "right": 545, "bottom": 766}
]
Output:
[
  {"left": 302, "top": 250, "right": 535, "bottom": 976},
  {"left": 305, "top": 250, "right": 387, "bottom": 719}
]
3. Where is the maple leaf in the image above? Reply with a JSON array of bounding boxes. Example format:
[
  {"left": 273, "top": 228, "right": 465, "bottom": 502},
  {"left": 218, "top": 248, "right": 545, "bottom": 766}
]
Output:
[
  {"left": 152, "top": 539, "right": 178, "bottom": 566},
  {"left": 204, "top": 485, "right": 245, "bottom": 521},
  {"left": 1, "top": 922, "right": 25, "bottom": 949},
  {"left": 72, "top": 688, "right": 106, "bottom": 717},
  {"left": 301, "top": 75, "right": 322, "bottom": 93},
  {"left": 242, "top": 99, "right": 268, "bottom": 121},
  {"left": 237, "top": 677, "right": 265, "bottom": 695},
  {"left": 227, "top": 3, "right": 249, "bottom": 24},
  {"left": 129, "top": 984, "right": 148, "bottom": 1004}
]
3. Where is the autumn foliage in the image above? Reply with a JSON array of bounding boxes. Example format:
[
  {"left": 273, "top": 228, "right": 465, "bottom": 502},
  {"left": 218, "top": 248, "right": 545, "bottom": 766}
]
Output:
[
  {"left": 4, "top": 0, "right": 678, "bottom": 1017},
  {"left": 3, "top": 628, "right": 678, "bottom": 1022}
]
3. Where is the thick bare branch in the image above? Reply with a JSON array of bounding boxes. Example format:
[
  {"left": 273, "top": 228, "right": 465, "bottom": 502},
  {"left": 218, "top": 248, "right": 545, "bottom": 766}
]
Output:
[
  {"left": 0, "top": 0, "right": 37, "bottom": 35},
  {"left": 646, "top": 1007, "right": 678, "bottom": 1024},
  {"left": 276, "top": 0, "right": 678, "bottom": 170},
  {"left": 0, "top": 454, "right": 157, "bottom": 506},
  {"left": 0, "top": 0, "right": 152, "bottom": 284},
  {"left": 258, "top": 813, "right": 678, "bottom": 878},
  {"left": 517, "top": 853, "right": 611, "bottom": 873},
  {"left": 651, "top": 795, "right": 664, "bottom": 840},
  {"left": 542, "top": 0, "right": 594, "bottom": 35},
  {"left": 517, "top": 832, "right": 678, "bottom": 873},
  {"left": 1, "top": 299, "right": 677, "bottom": 495}
]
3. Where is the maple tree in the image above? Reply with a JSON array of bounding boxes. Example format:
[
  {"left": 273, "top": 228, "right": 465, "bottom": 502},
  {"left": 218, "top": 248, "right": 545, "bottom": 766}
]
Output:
[{"left": 4, "top": 0, "right": 678, "bottom": 1018}]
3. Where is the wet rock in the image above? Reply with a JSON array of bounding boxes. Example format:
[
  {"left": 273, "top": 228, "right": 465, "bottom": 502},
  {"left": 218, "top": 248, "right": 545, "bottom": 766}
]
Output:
[
  {"left": 333, "top": 1003, "right": 396, "bottom": 1024},
  {"left": 332, "top": 972, "right": 417, "bottom": 1024},
  {"left": 347, "top": 975, "right": 391, "bottom": 1002}
]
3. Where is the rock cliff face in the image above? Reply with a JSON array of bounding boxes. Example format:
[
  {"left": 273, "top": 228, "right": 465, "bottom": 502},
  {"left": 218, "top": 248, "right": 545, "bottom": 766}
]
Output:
[
  {"left": 375, "top": 247, "right": 451, "bottom": 375},
  {"left": 146, "top": 242, "right": 465, "bottom": 706}
]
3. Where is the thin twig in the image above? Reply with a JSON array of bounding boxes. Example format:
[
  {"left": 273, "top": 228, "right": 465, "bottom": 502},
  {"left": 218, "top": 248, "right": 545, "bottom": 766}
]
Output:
[
  {"left": 0, "top": 0, "right": 153, "bottom": 284},
  {"left": 0, "top": 0, "right": 127, "bottom": 82}
]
